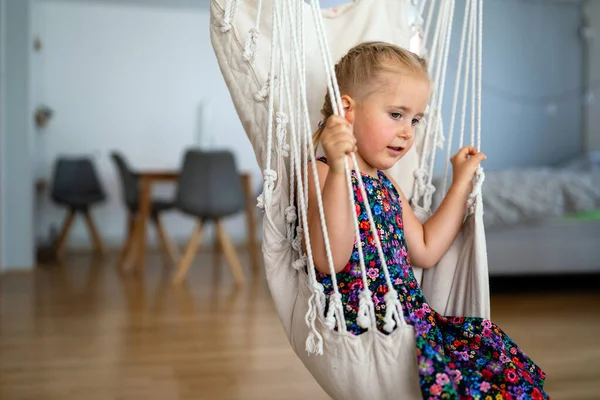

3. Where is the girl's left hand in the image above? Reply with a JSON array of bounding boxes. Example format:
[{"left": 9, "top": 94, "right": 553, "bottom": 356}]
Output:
[{"left": 451, "top": 146, "right": 486, "bottom": 188}]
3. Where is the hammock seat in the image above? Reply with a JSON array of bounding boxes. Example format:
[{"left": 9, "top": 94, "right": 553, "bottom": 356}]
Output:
[{"left": 210, "top": 0, "right": 489, "bottom": 398}]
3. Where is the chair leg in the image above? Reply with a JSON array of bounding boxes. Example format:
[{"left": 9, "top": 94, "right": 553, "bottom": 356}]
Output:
[
  {"left": 172, "top": 219, "right": 204, "bottom": 285},
  {"left": 83, "top": 209, "right": 107, "bottom": 255},
  {"left": 55, "top": 209, "right": 76, "bottom": 259},
  {"left": 215, "top": 220, "right": 245, "bottom": 286},
  {"left": 117, "top": 215, "right": 136, "bottom": 267},
  {"left": 153, "top": 214, "right": 179, "bottom": 265}
]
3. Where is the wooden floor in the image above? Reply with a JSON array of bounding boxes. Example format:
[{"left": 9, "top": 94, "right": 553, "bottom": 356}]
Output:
[{"left": 1, "top": 250, "right": 599, "bottom": 399}]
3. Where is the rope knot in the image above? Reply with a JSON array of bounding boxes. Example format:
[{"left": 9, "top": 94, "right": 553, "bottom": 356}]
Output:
[
  {"left": 285, "top": 205, "right": 297, "bottom": 223},
  {"left": 467, "top": 167, "right": 486, "bottom": 214},
  {"left": 243, "top": 28, "right": 260, "bottom": 64},
  {"left": 356, "top": 289, "right": 374, "bottom": 329},
  {"left": 383, "top": 289, "right": 404, "bottom": 333},
  {"left": 257, "top": 169, "right": 277, "bottom": 209},
  {"left": 324, "top": 292, "right": 343, "bottom": 330},
  {"left": 254, "top": 75, "right": 275, "bottom": 102},
  {"left": 292, "top": 255, "right": 307, "bottom": 271},
  {"left": 276, "top": 111, "right": 289, "bottom": 157}
]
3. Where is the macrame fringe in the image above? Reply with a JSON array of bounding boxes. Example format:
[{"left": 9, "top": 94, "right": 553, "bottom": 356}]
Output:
[
  {"left": 356, "top": 289, "right": 375, "bottom": 329},
  {"left": 324, "top": 292, "right": 345, "bottom": 331},
  {"left": 383, "top": 289, "right": 405, "bottom": 333}
]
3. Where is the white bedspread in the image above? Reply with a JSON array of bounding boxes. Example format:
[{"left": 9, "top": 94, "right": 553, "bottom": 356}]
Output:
[
  {"left": 432, "top": 152, "right": 600, "bottom": 229},
  {"left": 481, "top": 167, "right": 600, "bottom": 228}
]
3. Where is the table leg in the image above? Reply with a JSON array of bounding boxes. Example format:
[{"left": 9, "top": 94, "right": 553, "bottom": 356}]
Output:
[
  {"left": 135, "top": 177, "right": 152, "bottom": 275},
  {"left": 241, "top": 173, "right": 260, "bottom": 272}
]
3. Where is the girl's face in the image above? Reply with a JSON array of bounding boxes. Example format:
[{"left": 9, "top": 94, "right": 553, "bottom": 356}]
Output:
[{"left": 344, "top": 71, "right": 431, "bottom": 174}]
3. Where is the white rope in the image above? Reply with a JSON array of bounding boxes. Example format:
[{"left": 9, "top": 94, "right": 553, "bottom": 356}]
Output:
[
  {"left": 280, "top": 0, "right": 346, "bottom": 334},
  {"left": 470, "top": 0, "right": 476, "bottom": 147},
  {"left": 243, "top": 0, "right": 262, "bottom": 64},
  {"left": 412, "top": 1, "right": 450, "bottom": 209},
  {"left": 310, "top": 0, "right": 407, "bottom": 332},
  {"left": 342, "top": 157, "right": 376, "bottom": 329},
  {"left": 221, "top": 0, "right": 241, "bottom": 33},
  {"left": 477, "top": 0, "right": 483, "bottom": 151},
  {"left": 422, "top": 0, "right": 437, "bottom": 53},
  {"left": 459, "top": 0, "right": 475, "bottom": 149},
  {"left": 284, "top": 0, "right": 298, "bottom": 247},
  {"left": 276, "top": 65, "right": 290, "bottom": 158},
  {"left": 425, "top": 0, "right": 455, "bottom": 210},
  {"left": 467, "top": 0, "right": 485, "bottom": 214},
  {"left": 254, "top": 76, "right": 272, "bottom": 102},
  {"left": 243, "top": 29, "right": 260, "bottom": 65},
  {"left": 442, "top": 0, "right": 472, "bottom": 196},
  {"left": 271, "top": 0, "right": 327, "bottom": 352},
  {"left": 220, "top": 0, "right": 234, "bottom": 32},
  {"left": 272, "top": 0, "right": 345, "bottom": 350},
  {"left": 256, "top": 0, "right": 279, "bottom": 211}
]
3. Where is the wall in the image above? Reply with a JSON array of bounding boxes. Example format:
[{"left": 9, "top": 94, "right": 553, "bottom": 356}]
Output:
[
  {"left": 31, "top": 0, "right": 265, "bottom": 249},
  {"left": 583, "top": 0, "right": 600, "bottom": 152},
  {"left": 3, "top": 0, "right": 587, "bottom": 258},
  {"left": 432, "top": 0, "right": 583, "bottom": 176},
  {"left": 0, "top": 0, "right": 35, "bottom": 271}
]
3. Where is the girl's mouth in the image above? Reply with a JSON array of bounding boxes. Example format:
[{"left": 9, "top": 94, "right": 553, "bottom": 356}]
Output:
[{"left": 387, "top": 146, "right": 405, "bottom": 154}]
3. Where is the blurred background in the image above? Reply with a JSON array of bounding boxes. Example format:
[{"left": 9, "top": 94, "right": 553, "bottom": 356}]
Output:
[{"left": 0, "top": 0, "right": 598, "bottom": 399}]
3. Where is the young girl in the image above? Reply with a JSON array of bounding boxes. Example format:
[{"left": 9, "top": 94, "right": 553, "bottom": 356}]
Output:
[{"left": 306, "top": 41, "right": 549, "bottom": 399}]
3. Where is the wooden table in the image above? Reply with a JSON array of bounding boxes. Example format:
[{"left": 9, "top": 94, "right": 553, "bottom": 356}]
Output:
[{"left": 123, "top": 170, "right": 260, "bottom": 276}]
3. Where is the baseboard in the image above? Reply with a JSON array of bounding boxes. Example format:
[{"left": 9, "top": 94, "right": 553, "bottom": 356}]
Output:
[{"left": 490, "top": 272, "right": 600, "bottom": 293}]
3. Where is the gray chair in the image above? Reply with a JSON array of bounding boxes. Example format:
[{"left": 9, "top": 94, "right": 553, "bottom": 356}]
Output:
[
  {"left": 50, "top": 157, "right": 107, "bottom": 258},
  {"left": 172, "top": 149, "right": 245, "bottom": 286},
  {"left": 110, "top": 152, "right": 179, "bottom": 266}
]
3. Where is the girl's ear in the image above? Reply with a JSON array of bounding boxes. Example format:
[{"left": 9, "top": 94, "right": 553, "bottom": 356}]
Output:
[{"left": 341, "top": 95, "right": 356, "bottom": 125}]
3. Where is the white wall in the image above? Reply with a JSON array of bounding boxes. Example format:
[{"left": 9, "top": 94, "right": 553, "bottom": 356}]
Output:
[
  {"left": 32, "top": 0, "right": 261, "bottom": 249},
  {"left": 583, "top": 0, "right": 600, "bottom": 152},
  {"left": 1, "top": 0, "right": 35, "bottom": 270},
  {"left": 0, "top": 0, "right": 4, "bottom": 272}
]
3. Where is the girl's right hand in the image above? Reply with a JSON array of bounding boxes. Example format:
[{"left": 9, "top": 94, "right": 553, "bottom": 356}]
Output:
[{"left": 320, "top": 115, "right": 357, "bottom": 174}]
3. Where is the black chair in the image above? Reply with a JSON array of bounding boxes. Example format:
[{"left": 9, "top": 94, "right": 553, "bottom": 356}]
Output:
[
  {"left": 110, "top": 151, "right": 179, "bottom": 266},
  {"left": 172, "top": 149, "right": 245, "bottom": 286},
  {"left": 51, "top": 157, "right": 107, "bottom": 258}
]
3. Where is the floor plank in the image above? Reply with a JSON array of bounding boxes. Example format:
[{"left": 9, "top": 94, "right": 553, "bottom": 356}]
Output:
[{"left": 0, "top": 251, "right": 598, "bottom": 399}]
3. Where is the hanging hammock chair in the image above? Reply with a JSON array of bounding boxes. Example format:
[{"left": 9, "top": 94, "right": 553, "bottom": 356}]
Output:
[{"left": 210, "top": 0, "right": 488, "bottom": 398}]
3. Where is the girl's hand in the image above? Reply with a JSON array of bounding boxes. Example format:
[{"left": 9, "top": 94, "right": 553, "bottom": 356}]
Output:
[
  {"left": 320, "top": 115, "right": 356, "bottom": 174},
  {"left": 451, "top": 146, "right": 486, "bottom": 188}
]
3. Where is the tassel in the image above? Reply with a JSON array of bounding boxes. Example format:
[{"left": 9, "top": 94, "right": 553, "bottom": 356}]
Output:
[
  {"left": 383, "top": 289, "right": 403, "bottom": 333},
  {"left": 324, "top": 292, "right": 344, "bottom": 331},
  {"left": 356, "top": 289, "right": 374, "bottom": 329},
  {"left": 305, "top": 284, "right": 325, "bottom": 355}
]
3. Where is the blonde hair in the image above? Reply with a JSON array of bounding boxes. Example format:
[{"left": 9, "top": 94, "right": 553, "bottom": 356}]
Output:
[{"left": 313, "top": 41, "right": 429, "bottom": 149}]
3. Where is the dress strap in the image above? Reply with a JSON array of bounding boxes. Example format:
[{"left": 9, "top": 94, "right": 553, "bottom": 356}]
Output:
[{"left": 316, "top": 156, "right": 328, "bottom": 164}]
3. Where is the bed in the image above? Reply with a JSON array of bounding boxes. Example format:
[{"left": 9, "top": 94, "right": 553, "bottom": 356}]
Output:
[{"left": 434, "top": 151, "right": 600, "bottom": 277}]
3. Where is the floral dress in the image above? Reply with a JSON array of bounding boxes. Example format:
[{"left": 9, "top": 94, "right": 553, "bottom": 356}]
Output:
[{"left": 314, "top": 157, "right": 549, "bottom": 399}]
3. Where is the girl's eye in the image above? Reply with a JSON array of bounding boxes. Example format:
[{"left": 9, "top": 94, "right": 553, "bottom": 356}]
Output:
[
  {"left": 390, "top": 112, "right": 402, "bottom": 120},
  {"left": 412, "top": 118, "right": 421, "bottom": 126}
]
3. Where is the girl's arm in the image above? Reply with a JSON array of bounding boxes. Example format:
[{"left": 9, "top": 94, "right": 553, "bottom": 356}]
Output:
[
  {"left": 390, "top": 146, "right": 485, "bottom": 268},
  {"left": 394, "top": 180, "right": 471, "bottom": 268},
  {"left": 306, "top": 161, "right": 356, "bottom": 274}
]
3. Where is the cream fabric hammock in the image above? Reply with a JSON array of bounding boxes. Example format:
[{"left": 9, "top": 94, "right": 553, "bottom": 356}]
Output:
[{"left": 210, "top": 0, "right": 488, "bottom": 398}]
